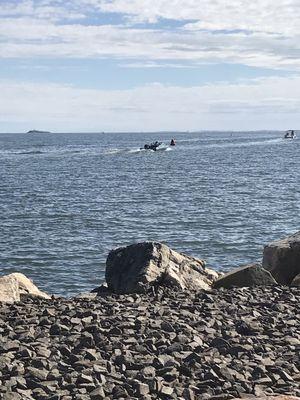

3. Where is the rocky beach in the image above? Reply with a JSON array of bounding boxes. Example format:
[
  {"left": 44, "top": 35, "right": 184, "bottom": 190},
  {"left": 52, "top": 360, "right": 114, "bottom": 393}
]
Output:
[{"left": 0, "top": 233, "right": 300, "bottom": 399}]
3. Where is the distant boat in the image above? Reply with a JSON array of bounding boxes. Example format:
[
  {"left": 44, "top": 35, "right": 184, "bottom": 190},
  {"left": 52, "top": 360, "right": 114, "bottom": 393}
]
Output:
[
  {"left": 27, "top": 130, "right": 51, "bottom": 134},
  {"left": 142, "top": 141, "right": 162, "bottom": 151},
  {"left": 284, "top": 130, "right": 296, "bottom": 139}
]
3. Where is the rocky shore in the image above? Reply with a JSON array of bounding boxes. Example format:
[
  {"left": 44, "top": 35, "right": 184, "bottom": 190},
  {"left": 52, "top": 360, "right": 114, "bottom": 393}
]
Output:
[
  {"left": 0, "top": 287, "right": 299, "bottom": 399},
  {"left": 0, "top": 232, "right": 300, "bottom": 399}
]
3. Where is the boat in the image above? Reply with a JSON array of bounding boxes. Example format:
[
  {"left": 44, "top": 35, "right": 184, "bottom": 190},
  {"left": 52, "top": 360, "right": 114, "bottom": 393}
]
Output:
[
  {"left": 284, "top": 130, "right": 296, "bottom": 139},
  {"left": 142, "top": 141, "right": 162, "bottom": 151}
]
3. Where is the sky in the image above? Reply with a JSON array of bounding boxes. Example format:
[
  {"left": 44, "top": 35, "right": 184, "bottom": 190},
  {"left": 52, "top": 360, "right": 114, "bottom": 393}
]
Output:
[{"left": 0, "top": 0, "right": 300, "bottom": 132}]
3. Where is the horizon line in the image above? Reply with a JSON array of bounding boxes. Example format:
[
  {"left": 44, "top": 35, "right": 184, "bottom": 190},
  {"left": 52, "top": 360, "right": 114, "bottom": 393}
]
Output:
[{"left": 0, "top": 129, "right": 288, "bottom": 135}]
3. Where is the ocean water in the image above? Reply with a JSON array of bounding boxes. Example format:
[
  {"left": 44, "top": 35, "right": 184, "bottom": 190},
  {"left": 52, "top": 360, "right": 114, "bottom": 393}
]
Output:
[{"left": 0, "top": 131, "right": 299, "bottom": 296}]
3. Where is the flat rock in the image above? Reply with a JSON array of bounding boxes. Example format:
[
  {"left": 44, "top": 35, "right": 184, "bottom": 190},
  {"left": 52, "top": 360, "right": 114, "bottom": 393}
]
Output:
[
  {"left": 105, "top": 241, "right": 218, "bottom": 294},
  {"left": 262, "top": 231, "right": 300, "bottom": 284},
  {"left": 212, "top": 264, "right": 277, "bottom": 289}
]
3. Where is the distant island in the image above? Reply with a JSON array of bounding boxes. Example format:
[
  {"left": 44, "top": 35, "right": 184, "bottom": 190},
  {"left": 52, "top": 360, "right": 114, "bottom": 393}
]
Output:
[{"left": 27, "top": 130, "right": 51, "bottom": 134}]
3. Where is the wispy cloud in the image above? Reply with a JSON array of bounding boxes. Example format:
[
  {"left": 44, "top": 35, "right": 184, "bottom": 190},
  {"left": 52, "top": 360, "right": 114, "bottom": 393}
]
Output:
[
  {"left": 1, "top": 15, "right": 300, "bottom": 71},
  {"left": 120, "top": 62, "right": 198, "bottom": 69},
  {"left": 1, "top": 76, "right": 299, "bottom": 131},
  {"left": 93, "top": 0, "right": 300, "bottom": 35}
]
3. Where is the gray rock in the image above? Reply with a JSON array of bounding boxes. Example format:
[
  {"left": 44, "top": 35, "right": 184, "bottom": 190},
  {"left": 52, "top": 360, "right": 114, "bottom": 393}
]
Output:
[
  {"left": 89, "top": 387, "right": 106, "bottom": 399},
  {"left": 105, "top": 241, "right": 218, "bottom": 294},
  {"left": 26, "top": 366, "right": 49, "bottom": 381},
  {"left": 291, "top": 273, "right": 300, "bottom": 287},
  {"left": 262, "top": 232, "right": 300, "bottom": 284},
  {"left": 212, "top": 264, "right": 277, "bottom": 289},
  {"left": 134, "top": 381, "right": 150, "bottom": 396},
  {"left": 2, "top": 393, "right": 22, "bottom": 400}
]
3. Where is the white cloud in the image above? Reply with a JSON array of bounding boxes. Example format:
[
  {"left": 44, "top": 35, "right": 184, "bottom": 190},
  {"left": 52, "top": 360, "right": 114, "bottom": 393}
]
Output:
[
  {"left": 2, "top": 1, "right": 300, "bottom": 37},
  {"left": 121, "top": 62, "right": 197, "bottom": 68},
  {"left": 0, "top": 0, "right": 85, "bottom": 21},
  {"left": 92, "top": 0, "right": 300, "bottom": 35},
  {"left": 0, "top": 1, "right": 299, "bottom": 71},
  {"left": 1, "top": 2, "right": 298, "bottom": 132},
  {"left": 1, "top": 76, "right": 299, "bottom": 132},
  {"left": 1, "top": 16, "right": 300, "bottom": 71}
]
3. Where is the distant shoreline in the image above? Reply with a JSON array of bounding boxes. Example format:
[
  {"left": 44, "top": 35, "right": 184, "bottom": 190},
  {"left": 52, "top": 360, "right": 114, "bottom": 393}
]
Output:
[
  {"left": 27, "top": 130, "right": 51, "bottom": 134},
  {"left": 0, "top": 130, "right": 286, "bottom": 135}
]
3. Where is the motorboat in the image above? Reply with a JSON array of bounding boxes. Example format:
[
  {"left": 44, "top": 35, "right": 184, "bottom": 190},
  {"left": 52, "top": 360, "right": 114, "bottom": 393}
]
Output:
[{"left": 142, "top": 141, "right": 162, "bottom": 151}]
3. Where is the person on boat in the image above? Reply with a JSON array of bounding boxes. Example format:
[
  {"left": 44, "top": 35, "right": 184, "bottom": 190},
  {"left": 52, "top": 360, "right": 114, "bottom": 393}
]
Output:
[
  {"left": 143, "top": 141, "right": 161, "bottom": 150},
  {"left": 152, "top": 141, "right": 160, "bottom": 150},
  {"left": 170, "top": 138, "right": 176, "bottom": 146},
  {"left": 284, "top": 130, "right": 295, "bottom": 138}
]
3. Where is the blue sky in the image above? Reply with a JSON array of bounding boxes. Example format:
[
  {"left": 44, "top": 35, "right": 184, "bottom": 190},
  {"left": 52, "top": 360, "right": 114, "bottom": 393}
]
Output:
[{"left": 1, "top": 0, "right": 300, "bottom": 132}]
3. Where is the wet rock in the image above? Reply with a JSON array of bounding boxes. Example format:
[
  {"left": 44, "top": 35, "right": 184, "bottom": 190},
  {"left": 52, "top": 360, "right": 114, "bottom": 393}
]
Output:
[
  {"left": 105, "top": 241, "right": 218, "bottom": 293},
  {"left": 263, "top": 231, "right": 300, "bottom": 284}
]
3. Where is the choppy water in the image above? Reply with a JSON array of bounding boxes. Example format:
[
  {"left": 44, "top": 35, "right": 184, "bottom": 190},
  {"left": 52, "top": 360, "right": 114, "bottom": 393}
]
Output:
[{"left": 0, "top": 131, "right": 299, "bottom": 296}]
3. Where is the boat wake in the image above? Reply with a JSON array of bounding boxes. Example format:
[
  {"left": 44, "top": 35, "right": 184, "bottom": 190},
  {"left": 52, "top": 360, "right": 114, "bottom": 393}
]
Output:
[
  {"left": 0, "top": 136, "right": 284, "bottom": 159},
  {"left": 196, "top": 137, "right": 283, "bottom": 150}
]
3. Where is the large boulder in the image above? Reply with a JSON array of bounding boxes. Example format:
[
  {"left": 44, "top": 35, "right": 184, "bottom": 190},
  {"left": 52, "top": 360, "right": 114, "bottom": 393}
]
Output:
[
  {"left": 0, "top": 273, "right": 50, "bottom": 303},
  {"left": 291, "top": 273, "right": 300, "bottom": 287},
  {"left": 262, "top": 231, "right": 300, "bottom": 284},
  {"left": 9, "top": 272, "right": 51, "bottom": 299},
  {"left": 212, "top": 264, "right": 277, "bottom": 289},
  {"left": 0, "top": 275, "right": 20, "bottom": 303},
  {"left": 105, "top": 242, "right": 218, "bottom": 294}
]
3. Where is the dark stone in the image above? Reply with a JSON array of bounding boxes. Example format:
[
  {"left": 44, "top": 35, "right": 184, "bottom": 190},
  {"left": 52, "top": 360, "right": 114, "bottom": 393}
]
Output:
[
  {"left": 210, "top": 338, "right": 230, "bottom": 349},
  {"left": 291, "top": 273, "right": 300, "bottom": 287},
  {"left": 263, "top": 231, "right": 300, "bottom": 284},
  {"left": 213, "top": 264, "right": 277, "bottom": 288},
  {"left": 89, "top": 387, "right": 106, "bottom": 399},
  {"left": 235, "top": 320, "right": 257, "bottom": 336}
]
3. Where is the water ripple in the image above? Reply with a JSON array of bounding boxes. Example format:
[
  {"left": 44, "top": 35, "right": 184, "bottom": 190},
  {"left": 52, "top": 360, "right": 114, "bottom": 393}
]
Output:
[{"left": 0, "top": 131, "right": 299, "bottom": 295}]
